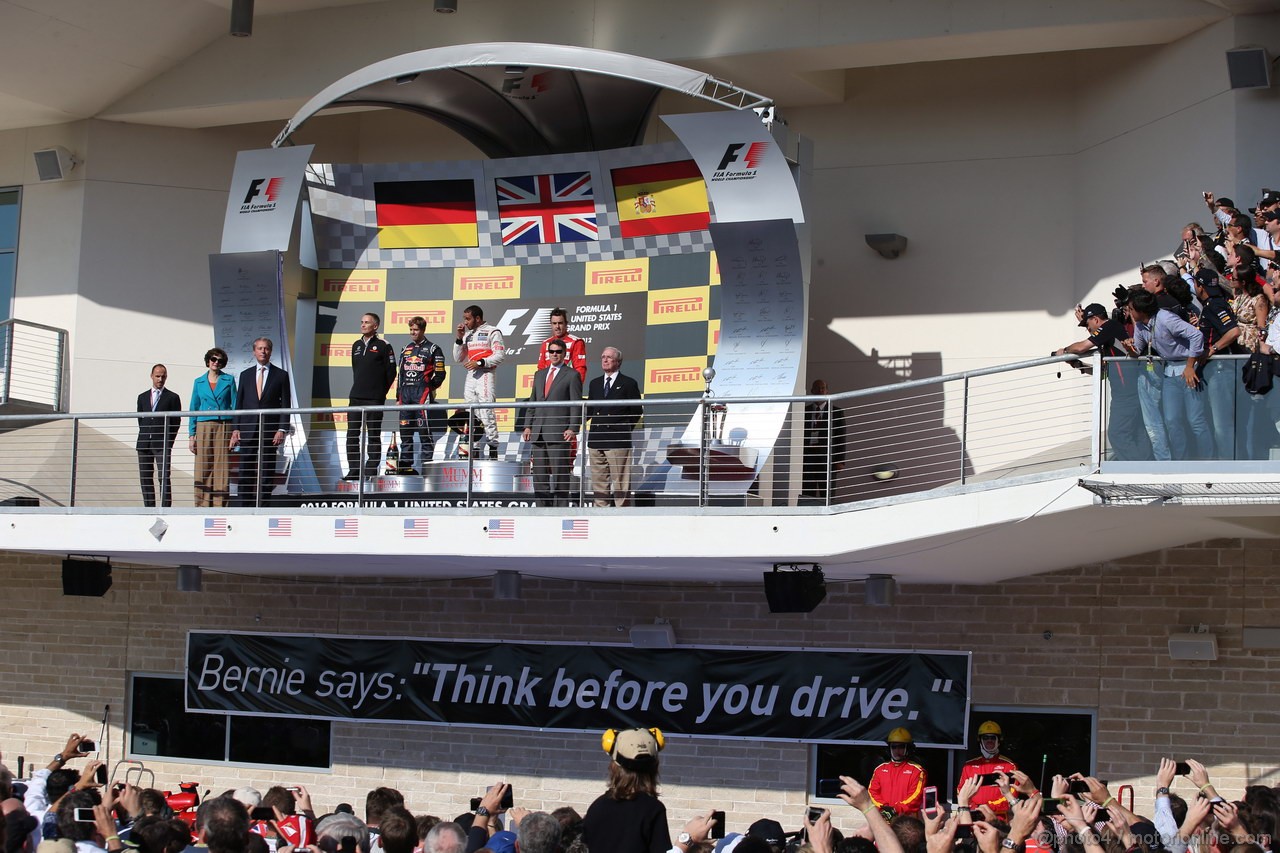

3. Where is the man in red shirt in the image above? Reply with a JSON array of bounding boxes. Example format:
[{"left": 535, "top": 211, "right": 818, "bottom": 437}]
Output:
[
  {"left": 869, "top": 727, "right": 926, "bottom": 817},
  {"left": 537, "top": 307, "right": 587, "bottom": 382},
  {"left": 957, "top": 720, "right": 1018, "bottom": 818}
]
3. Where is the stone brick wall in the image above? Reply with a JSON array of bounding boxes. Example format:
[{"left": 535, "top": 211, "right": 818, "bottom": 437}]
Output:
[{"left": 3, "top": 538, "right": 1278, "bottom": 836}]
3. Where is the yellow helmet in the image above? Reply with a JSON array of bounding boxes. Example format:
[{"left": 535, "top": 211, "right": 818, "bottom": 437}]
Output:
[
  {"left": 978, "top": 720, "right": 1002, "bottom": 737},
  {"left": 886, "top": 727, "right": 913, "bottom": 744}
]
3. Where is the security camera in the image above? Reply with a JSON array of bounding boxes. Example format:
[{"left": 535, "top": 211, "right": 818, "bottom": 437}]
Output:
[{"left": 865, "top": 233, "right": 908, "bottom": 259}]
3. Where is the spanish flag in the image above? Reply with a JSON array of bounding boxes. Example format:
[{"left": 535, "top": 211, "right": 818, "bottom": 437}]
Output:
[
  {"left": 611, "top": 160, "right": 710, "bottom": 239},
  {"left": 374, "top": 180, "right": 478, "bottom": 249}
]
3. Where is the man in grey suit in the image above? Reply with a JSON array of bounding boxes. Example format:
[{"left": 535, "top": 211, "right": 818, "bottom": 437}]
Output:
[
  {"left": 518, "top": 341, "right": 583, "bottom": 506},
  {"left": 230, "top": 337, "right": 291, "bottom": 507}
]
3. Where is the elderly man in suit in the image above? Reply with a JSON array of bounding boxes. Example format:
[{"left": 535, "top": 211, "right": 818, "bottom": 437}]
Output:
[
  {"left": 585, "top": 346, "right": 642, "bottom": 507},
  {"left": 137, "top": 364, "right": 182, "bottom": 507},
  {"left": 230, "top": 337, "right": 291, "bottom": 507},
  {"left": 518, "top": 340, "right": 583, "bottom": 506}
]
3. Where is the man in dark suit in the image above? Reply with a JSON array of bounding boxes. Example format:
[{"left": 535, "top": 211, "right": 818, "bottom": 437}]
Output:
[
  {"left": 802, "top": 378, "right": 847, "bottom": 501},
  {"left": 584, "top": 346, "right": 642, "bottom": 507},
  {"left": 518, "top": 341, "right": 583, "bottom": 506},
  {"left": 137, "top": 364, "right": 182, "bottom": 507},
  {"left": 230, "top": 337, "right": 291, "bottom": 507}
]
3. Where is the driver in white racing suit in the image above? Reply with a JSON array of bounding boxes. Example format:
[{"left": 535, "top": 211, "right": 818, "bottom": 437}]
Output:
[{"left": 453, "top": 304, "right": 506, "bottom": 458}]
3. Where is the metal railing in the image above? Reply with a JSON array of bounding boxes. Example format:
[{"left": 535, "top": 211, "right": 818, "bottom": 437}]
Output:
[
  {"left": 0, "top": 319, "right": 66, "bottom": 412},
  {"left": 1099, "top": 353, "right": 1277, "bottom": 464},
  {"left": 0, "top": 354, "right": 1101, "bottom": 510}
]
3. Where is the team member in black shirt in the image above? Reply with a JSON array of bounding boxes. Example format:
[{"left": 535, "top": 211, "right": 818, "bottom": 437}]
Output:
[
  {"left": 1055, "top": 302, "right": 1151, "bottom": 461},
  {"left": 346, "top": 312, "right": 397, "bottom": 480},
  {"left": 1193, "top": 269, "right": 1244, "bottom": 459}
]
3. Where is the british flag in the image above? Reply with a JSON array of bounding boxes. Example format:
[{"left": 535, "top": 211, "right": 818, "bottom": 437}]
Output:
[{"left": 495, "top": 171, "right": 597, "bottom": 245}]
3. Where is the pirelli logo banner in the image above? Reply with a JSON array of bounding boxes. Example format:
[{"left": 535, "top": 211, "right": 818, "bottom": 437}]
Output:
[
  {"left": 315, "top": 336, "right": 353, "bottom": 365},
  {"left": 186, "top": 630, "right": 972, "bottom": 745},
  {"left": 584, "top": 258, "right": 649, "bottom": 295},
  {"left": 384, "top": 301, "right": 451, "bottom": 332},
  {"left": 644, "top": 357, "right": 707, "bottom": 394},
  {"left": 318, "top": 270, "right": 386, "bottom": 303},
  {"left": 648, "top": 286, "right": 710, "bottom": 325},
  {"left": 454, "top": 266, "right": 521, "bottom": 300},
  {"left": 309, "top": 400, "right": 349, "bottom": 430}
]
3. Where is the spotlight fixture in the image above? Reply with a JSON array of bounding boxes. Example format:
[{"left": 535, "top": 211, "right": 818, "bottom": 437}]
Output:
[
  {"left": 630, "top": 620, "right": 676, "bottom": 649},
  {"left": 230, "top": 0, "right": 253, "bottom": 36},
  {"left": 177, "top": 565, "right": 203, "bottom": 593},
  {"left": 763, "top": 563, "right": 826, "bottom": 613},
  {"left": 1169, "top": 624, "right": 1218, "bottom": 661},
  {"left": 434, "top": 0, "right": 458, "bottom": 12},
  {"left": 870, "top": 463, "right": 898, "bottom": 481},
  {"left": 865, "top": 233, "right": 908, "bottom": 259},
  {"left": 865, "top": 574, "right": 896, "bottom": 607}
]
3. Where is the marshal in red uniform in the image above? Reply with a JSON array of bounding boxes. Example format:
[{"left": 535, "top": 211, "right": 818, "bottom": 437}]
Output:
[
  {"left": 869, "top": 727, "right": 927, "bottom": 816},
  {"left": 957, "top": 720, "right": 1018, "bottom": 817}
]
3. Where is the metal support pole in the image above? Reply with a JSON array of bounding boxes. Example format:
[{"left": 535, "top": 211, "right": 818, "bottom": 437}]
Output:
[
  {"left": 69, "top": 418, "right": 79, "bottom": 507},
  {"left": 699, "top": 400, "right": 709, "bottom": 507},
  {"left": 465, "top": 403, "right": 474, "bottom": 507},
  {"left": 1090, "top": 351, "right": 1104, "bottom": 468},
  {"left": 824, "top": 400, "right": 833, "bottom": 504},
  {"left": 960, "top": 375, "right": 970, "bottom": 484},
  {"left": 1, "top": 322, "right": 13, "bottom": 404},
  {"left": 356, "top": 406, "right": 365, "bottom": 505},
  {"left": 577, "top": 400, "right": 587, "bottom": 508},
  {"left": 254, "top": 411, "right": 264, "bottom": 508}
]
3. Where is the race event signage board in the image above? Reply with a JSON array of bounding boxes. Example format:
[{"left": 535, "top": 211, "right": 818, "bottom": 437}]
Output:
[{"left": 186, "top": 631, "right": 970, "bottom": 746}]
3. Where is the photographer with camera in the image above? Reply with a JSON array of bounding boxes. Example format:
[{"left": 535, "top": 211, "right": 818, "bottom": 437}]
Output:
[{"left": 1056, "top": 302, "right": 1151, "bottom": 461}]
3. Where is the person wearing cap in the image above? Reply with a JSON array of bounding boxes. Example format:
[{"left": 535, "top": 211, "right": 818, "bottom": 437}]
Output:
[
  {"left": 1244, "top": 209, "right": 1280, "bottom": 270},
  {"left": 1203, "top": 192, "right": 1238, "bottom": 235},
  {"left": 1248, "top": 193, "right": 1280, "bottom": 258},
  {"left": 957, "top": 721, "right": 1018, "bottom": 818},
  {"left": 745, "top": 819, "right": 787, "bottom": 853},
  {"left": 712, "top": 820, "right": 788, "bottom": 853},
  {"left": 867, "top": 728, "right": 926, "bottom": 817},
  {"left": 1056, "top": 303, "right": 1151, "bottom": 461},
  {"left": 1192, "top": 270, "right": 1244, "bottom": 458},
  {"left": 582, "top": 727, "right": 714, "bottom": 853}
]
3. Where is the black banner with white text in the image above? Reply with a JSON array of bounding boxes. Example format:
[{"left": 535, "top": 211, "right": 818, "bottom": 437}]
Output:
[{"left": 186, "top": 631, "right": 970, "bottom": 746}]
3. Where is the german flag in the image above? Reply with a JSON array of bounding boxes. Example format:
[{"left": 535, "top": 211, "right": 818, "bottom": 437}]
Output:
[
  {"left": 611, "top": 160, "right": 710, "bottom": 239},
  {"left": 374, "top": 180, "right": 478, "bottom": 249}
]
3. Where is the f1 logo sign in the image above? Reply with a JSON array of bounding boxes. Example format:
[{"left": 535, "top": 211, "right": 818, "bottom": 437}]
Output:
[
  {"left": 715, "top": 142, "right": 768, "bottom": 172},
  {"left": 716, "top": 144, "right": 747, "bottom": 172},
  {"left": 243, "top": 177, "right": 282, "bottom": 205}
]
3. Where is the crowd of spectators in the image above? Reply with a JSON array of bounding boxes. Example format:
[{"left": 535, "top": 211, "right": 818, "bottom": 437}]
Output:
[
  {"left": 1, "top": 731, "right": 1275, "bottom": 853},
  {"left": 1055, "top": 188, "right": 1280, "bottom": 461}
]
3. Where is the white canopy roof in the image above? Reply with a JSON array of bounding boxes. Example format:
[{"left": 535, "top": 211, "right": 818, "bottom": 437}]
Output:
[{"left": 272, "top": 42, "right": 771, "bottom": 157}]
